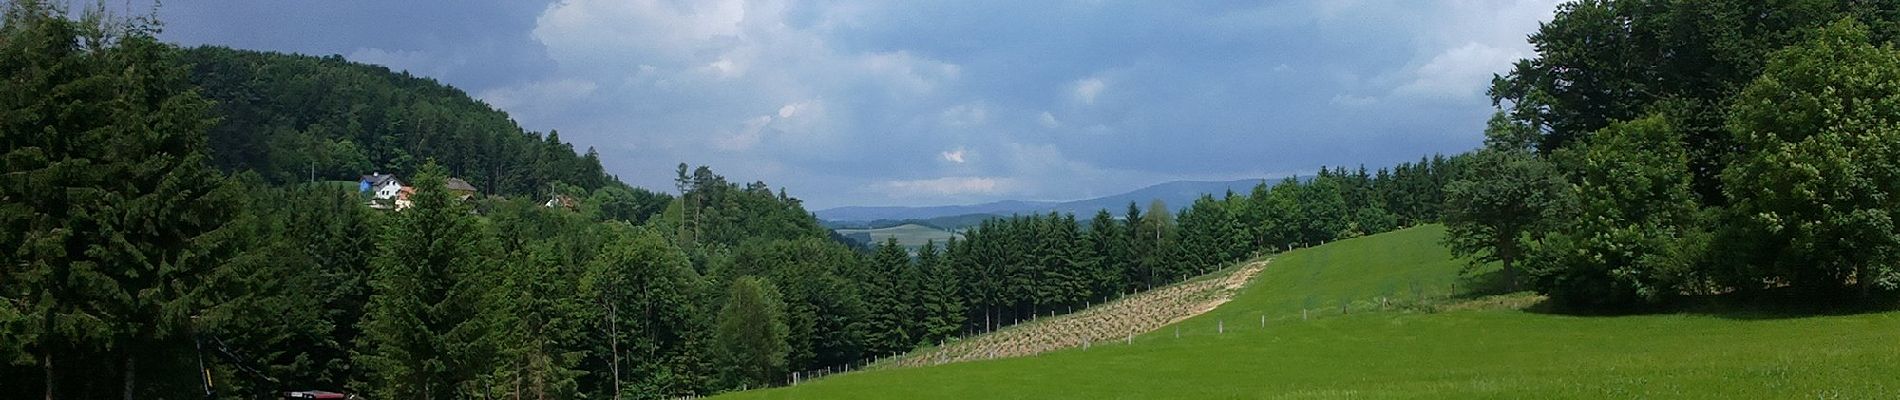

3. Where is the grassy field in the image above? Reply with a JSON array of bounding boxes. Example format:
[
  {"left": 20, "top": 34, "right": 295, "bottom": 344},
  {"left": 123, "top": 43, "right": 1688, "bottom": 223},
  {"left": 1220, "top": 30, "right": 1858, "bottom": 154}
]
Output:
[
  {"left": 834, "top": 223, "right": 961, "bottom": 250},
  {"left": 720, "top": 225, "right": 1900, "bottom": 399}
]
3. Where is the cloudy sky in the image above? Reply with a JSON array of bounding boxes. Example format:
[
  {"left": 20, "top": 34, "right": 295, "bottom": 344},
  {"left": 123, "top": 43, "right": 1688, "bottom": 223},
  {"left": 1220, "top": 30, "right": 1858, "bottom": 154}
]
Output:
[{"left": 102, "top": 0, "right": 1561, "bottom": 209}]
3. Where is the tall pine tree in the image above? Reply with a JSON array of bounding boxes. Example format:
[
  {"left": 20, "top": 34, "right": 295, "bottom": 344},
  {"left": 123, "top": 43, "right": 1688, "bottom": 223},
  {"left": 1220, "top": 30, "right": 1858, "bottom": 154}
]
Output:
[{"left": 356, "top": 161, "right": 496, "bottom": 399}]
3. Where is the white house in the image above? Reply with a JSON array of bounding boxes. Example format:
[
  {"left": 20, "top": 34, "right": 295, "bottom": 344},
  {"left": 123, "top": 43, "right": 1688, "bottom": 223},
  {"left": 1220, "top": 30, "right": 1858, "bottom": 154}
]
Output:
[{"left": 361, "top": 173, "right": 404, "bottom": 200}]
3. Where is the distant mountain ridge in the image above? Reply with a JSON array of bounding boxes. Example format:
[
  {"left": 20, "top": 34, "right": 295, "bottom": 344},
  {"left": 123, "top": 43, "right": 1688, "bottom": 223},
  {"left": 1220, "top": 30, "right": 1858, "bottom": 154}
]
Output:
[{"left": 816, "top": 179, "right": 1269, "bottom": 223}]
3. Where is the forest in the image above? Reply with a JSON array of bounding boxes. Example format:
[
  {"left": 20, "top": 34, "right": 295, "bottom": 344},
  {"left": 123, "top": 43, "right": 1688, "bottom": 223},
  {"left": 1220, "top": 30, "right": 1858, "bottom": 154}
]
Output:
[{"left": 6, "top": 0, "right": 1900, "bottom": 399}]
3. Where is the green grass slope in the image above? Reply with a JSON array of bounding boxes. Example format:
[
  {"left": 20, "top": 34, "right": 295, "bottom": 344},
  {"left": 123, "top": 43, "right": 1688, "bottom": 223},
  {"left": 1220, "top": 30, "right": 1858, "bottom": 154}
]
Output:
[{"left": 719, "top": 225, "right": 1900, "bottom": 399}]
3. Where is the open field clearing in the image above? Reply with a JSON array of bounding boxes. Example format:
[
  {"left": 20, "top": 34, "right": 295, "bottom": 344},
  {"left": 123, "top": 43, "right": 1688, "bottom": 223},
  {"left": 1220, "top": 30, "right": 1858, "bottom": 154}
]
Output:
[
  {"left": 720, "top": 226, "right": 1900, "bottom": 399},
  {"left": 834, "top": 223, "right": 961, "bottom": 249}
]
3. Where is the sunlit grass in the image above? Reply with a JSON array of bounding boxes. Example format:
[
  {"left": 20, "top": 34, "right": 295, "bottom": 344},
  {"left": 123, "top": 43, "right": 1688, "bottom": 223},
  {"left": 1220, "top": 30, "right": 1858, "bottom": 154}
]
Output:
[{"left": 720, "top": 225, "right": 1900, "bottom": 399}]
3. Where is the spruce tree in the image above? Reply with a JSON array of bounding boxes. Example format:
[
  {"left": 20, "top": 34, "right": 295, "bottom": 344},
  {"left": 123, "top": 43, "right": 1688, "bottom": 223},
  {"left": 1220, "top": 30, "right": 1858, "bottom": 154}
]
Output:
[
  {"left": 356, "top": 161, "right": 496, "bottom": 399},
  {"left": 1, "top": 2, "right": 239, "bottom": 396},
  {"left": 861, "top": 239, "right": 913, "bottom": 355}
]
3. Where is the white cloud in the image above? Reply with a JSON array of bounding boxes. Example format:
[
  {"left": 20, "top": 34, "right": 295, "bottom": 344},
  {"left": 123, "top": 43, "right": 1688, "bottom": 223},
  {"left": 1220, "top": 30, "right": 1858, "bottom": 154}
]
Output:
[
  {"left": 475, "top": 79, "right": 598, "bottom": 119},
  {"left": 1038, "top": 111, "right": 1061, "bottom": 129},
  {"left": 874, "top": 176, "right": 1012, "bottom": 197},
  {"left": 940, "top": 148, "right": 967, "bottom": 164},
  {"left": 531, "top": 0, "right": 746, "bottom": 71},
  {"left": 1072, "top": 77, "right": 1106, "bottom": 105},
  {"left": 713, "top": 115, "right": 776, "bottom": 152},
  {"left": 1394, "top": 42, "right": 1521, "bottom": 99},
  {"left": 778, "top": 100, "right": 820, "bottom": 119},
  {"left": 1391, "top": 0, "right": 1559, "bottom": 100},
  {"left": 940, "top": 103, "right": 988, "bottom": 127}
]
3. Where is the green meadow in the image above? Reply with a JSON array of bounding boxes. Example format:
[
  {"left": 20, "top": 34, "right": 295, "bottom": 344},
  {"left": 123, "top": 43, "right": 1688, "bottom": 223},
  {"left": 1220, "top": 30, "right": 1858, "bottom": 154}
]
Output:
[
  {"left": 721, "top": 226, "right": 1900, "bottom": 399},
  {"left": 835, "top": 223, "right": 962, "bottom": 250}
]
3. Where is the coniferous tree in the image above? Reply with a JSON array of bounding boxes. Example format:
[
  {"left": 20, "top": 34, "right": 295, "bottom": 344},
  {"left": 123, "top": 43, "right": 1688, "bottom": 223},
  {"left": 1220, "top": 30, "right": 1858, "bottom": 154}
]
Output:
[
  {"left": 1, "top": 2, "right": 243, "bottom": 396},
  {"left": 1086, "top": 210, "right": 1128, "bottom": 298},
  {"left": 861, "top": 239, "right": 913, "bottom": 355},
  {"left": 913, "top": 240, "right": 965, "bottom": 343},
  {"left": 356, "top": 161, "right": 497, "bottom": 399}
]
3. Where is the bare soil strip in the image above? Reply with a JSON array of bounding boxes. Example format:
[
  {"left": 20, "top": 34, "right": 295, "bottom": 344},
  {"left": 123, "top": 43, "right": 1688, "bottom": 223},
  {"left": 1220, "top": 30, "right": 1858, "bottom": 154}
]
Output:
[{"left": 886, "top": 259, "right": 1270, "bottom": 369}]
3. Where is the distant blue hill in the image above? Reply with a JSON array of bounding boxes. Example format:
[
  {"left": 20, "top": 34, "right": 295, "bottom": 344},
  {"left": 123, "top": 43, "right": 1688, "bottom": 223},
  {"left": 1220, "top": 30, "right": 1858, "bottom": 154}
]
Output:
[{"left": 816, "top": 179, "right": 1271, "bottom": 225}]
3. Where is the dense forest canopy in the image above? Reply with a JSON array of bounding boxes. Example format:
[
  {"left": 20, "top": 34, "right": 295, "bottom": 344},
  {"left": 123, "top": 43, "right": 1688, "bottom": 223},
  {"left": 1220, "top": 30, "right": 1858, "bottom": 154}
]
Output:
[{"left": 183, "top": 46, "right": 619, "bottom": 196}]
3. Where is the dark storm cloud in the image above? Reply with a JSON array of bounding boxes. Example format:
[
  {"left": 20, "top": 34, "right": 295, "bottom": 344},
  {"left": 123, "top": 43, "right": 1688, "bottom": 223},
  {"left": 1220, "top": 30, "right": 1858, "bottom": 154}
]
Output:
[{"left": 85, "top": 0, "right": 1563, "bottom": 209}]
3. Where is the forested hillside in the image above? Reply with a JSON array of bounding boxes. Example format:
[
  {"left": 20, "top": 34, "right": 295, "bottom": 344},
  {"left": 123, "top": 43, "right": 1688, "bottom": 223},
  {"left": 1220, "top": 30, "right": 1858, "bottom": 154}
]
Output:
[{"left": 182, "top": 46, "right": 616, "bottom": 196}]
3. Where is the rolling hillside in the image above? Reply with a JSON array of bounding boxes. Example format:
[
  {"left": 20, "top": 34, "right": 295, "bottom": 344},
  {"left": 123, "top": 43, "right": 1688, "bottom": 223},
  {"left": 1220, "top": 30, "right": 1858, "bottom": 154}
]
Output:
[
  {"left": 719, "top": 225, "right": 1900, "bottom": 399},
  {"left": 834, "top": 223, "right": 962, "bottom": 250}
]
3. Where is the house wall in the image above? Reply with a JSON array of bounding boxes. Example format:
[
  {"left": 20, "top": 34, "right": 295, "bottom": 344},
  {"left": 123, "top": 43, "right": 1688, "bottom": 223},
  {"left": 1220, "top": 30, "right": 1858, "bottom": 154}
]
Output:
[{"left": 375, "top": 182, "right": 403, "bottom": 200}]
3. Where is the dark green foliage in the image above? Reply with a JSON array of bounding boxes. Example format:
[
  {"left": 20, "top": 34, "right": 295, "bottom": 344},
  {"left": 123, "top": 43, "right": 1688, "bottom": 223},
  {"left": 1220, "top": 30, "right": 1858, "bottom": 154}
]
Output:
[
  {"left": 1486, "top": 1, "right": 1900, "bottom": 308},
  {"left": 664, "top": 164, "right": 829, "bottom": 249},
  {"left": 1528, "top": 116, "right": 1708, "bottom": 308},
  {"left": 180, "top": 46, "right": 615, "bottom": 195},
  {"left": 913, "top": 240, "right": 965, "bottom": 345},
  {"left": 1292, "top": 176, "right": 1349, "bottom": 244},
  {"left": 1721, "top": 20, "right": 1900, "bottom": 297},
  {"left": 586, "top": 185, "right": 674, "bottom": 225},
  {"left": 200, "top": 179, "right": 379, "bottom": 396},
  {"left": 715, "top": 277, "right": 789, "bottom": 389},
  {"left": 1493, "top": 0, "right": 1900, "bottom": 203},
  {"left": 727, "top": 238, "right": 867, "bottom": 372},
  {"left": 583, "top": 224, "right": 708, "bottom": 399},
  {"left": 356, "top": 162, "right": 496, "bottom": 399},
  {"left": 0, "top": 2, "right": 243, "bottom": 396},
  {"left": 1444, "top": 140, "right": 1564, "bottom": 291},
  {"left": 860, "top": 239, "right": 915, "bottom": 355}
]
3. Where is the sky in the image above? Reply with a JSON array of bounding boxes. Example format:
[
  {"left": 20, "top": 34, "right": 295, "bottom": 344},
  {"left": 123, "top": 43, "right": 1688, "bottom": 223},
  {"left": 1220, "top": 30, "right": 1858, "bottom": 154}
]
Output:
[{"left": 86, "top": 0, "right": 1562, "bottom": 210}]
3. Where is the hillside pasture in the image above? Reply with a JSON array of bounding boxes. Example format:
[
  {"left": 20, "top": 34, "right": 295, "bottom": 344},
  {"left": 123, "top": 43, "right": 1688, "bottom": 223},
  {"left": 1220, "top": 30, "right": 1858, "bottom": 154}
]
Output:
[
  {"left": 720, "top": 225, "right": 1900, "bottom": 399},
  {"left": 834, "top": 223, "right": 961, "bottom": 250}
]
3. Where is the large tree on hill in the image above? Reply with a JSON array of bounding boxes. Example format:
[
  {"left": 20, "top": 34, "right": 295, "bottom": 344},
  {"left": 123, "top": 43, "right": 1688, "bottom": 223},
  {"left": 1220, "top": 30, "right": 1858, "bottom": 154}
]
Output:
[
  {"left": 0, "top": 2, "right": 246, "bottom": 397},
  {"left": 1721, "top": 20, "right": 1900, "bottom": 297},
  {"left": 356, "top": 161, "right": 497, "bottom": 399},
  {"left": 1444, "top": 116, "right": 1566, "bottom": 291}
]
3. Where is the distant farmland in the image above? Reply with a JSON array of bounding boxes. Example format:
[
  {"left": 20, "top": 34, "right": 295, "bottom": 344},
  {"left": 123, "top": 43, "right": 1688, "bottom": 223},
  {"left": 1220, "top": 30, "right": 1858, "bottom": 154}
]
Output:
[{"left": 835, "top": 223, "right": 961, "bottom": 250}]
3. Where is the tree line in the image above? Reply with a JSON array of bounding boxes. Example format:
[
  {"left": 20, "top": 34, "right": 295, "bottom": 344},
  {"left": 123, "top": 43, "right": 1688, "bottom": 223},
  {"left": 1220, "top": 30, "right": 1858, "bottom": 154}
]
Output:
[{"left": 1445, "top": 0, "right": 1900, "bottom": 310}]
